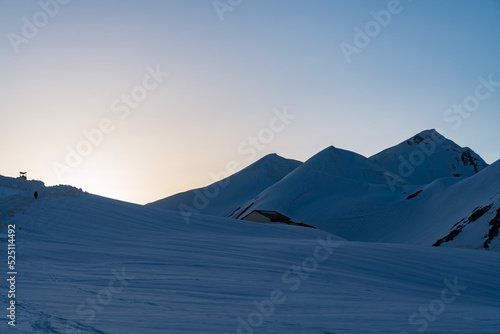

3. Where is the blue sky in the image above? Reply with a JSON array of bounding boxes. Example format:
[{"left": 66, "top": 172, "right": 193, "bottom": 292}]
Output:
[{"left": 1, "top": 0, "right": 499, "bottom": 204}]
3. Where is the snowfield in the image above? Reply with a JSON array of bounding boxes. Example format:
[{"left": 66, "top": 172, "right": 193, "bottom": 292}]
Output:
[{"left": 1, "top": 180, "right": 499, "bottom": 333}]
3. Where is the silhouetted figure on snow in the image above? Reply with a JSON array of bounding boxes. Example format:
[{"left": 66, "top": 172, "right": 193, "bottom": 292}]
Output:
[{"left": 34, "top": 191, "right": 38, "bottom": 199}]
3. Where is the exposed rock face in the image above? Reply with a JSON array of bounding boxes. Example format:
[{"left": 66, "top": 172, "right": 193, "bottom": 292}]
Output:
[
  {"left": 433, "top": 204, "right": 496, "bottom": 249},
  {"left": 484, "top": 208, "right": 500, "bottom": 249}
]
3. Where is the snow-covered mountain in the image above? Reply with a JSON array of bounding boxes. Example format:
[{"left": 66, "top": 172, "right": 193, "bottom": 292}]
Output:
[
  {"left": 1, "top": 175, "right": 499, "bottom": 333},
  {"left": 149, "top": 130, "right": 498, "bottom": 250},
  {"left": 147, "top": 153, "right": 301, "bottom": 216},
  {"left": 228, "top": 155, "right": 500, "bottom": 249},
  {"left": 228, "top": 145, "right": 408, "bottom": 234},
  {"left": 370, "top": 129, "right": 488, "bottom": 185}
]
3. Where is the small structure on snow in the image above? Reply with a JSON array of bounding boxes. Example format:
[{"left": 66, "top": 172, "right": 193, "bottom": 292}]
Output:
[
  {"left": 20, "top": 171, "right": 27, "bottom": 180},
  {"left": 241, "top": 210, "right": 315, "bottom": 229}
]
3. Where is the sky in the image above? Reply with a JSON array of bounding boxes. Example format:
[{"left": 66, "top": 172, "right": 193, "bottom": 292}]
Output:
[{"left": 1, "top": 0, "right": 499, "bottom": 205}]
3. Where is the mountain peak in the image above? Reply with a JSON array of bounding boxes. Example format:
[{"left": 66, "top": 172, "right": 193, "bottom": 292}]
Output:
[
  {"left": 243, "top": 153, "right": 302, "bottom": 177},
  {"left": 370, "top": 129, "right": 488, "bottom": 184},
  {"left": 255, "top": 153, "right": 285, "bottom": 164},
  {"left": 405, "top": 129, "right": 450, "bottom": 147},
  {"left": 292, "top": 145, "right": 393, "bottom": 185},
  {"left": 418, "top": 128, "right": 440, "bottom": 136}
]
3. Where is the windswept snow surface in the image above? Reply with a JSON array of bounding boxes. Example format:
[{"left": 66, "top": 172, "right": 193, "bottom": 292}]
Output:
[
  {"left": 147, "top": 153, "right": 302, "bottom": 217},
  {"left": 1, "top": 178, "right": 499, "bottom": 333}
]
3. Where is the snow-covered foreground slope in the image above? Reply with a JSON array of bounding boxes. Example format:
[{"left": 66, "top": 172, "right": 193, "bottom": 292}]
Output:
[
  {"left": 1, "top": 182, "right": 499, "bottom": 333},
  {"left": 147, "top": 154, "right": 301, "bottom": 217}
]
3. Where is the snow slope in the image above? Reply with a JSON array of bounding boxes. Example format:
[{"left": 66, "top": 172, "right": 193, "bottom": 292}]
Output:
[
  {"left": 370, "top": 129, "right": 488, "bottom": 185},
  {"left": 420, "top": 159, "right": 500, "bottom": 250},
  {"left": 0, "top": 177, "right": 499, "bottom": 333},
  {"left": 147, "top": 154, "right": 302, "bottom": 217}
]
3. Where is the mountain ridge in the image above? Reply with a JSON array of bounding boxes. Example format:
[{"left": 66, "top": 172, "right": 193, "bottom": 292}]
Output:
[{"left": 146, "top": 129, "right": 498, "bottom": 250}]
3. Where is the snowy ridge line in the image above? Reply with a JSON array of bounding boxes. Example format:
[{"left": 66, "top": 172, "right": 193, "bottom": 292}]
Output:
[{"left": 0, "top": 175, "right": 83, "bottom": 200}]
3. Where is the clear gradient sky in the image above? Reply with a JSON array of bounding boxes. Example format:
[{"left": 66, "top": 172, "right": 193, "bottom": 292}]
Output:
[{"left": 1, "top": 0, "right": 499, "bottom": 204}]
